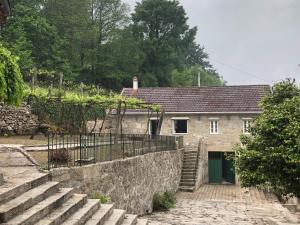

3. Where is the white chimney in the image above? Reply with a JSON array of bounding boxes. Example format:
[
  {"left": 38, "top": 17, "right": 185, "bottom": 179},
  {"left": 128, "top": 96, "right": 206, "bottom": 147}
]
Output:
[{"left": 133, "top": 76, "right": 138, "bottom": 90}]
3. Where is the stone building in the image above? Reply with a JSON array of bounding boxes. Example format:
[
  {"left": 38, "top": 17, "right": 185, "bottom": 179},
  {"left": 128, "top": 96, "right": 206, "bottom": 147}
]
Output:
[{"left": 121, "top": 78, "right": 270, "bottom": 184}]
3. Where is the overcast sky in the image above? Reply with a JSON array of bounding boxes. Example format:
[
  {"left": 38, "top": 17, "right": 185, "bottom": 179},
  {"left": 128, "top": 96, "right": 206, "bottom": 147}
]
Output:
[{"left": 123, "top": 0, "right": 300, "bottom": 85}]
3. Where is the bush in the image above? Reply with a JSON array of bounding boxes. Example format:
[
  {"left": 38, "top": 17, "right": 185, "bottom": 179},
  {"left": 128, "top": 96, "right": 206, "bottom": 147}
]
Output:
[
  {"left": 153, "top": 191, "right": 176, "bottom": 211},
  {"left": 49, "top": 148, "right": 71, "bottom": 164},
  {"left": 93, "top": 192, "right": 110, "bottom": 204}
]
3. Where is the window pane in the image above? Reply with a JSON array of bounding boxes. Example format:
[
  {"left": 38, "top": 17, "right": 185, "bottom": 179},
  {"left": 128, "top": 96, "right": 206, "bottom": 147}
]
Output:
[
  {"left": 174, "top": 120, "right": 187, "bottom": 133},
  {"left": 210, "top": 120, "right": 218, "bottom": 134}
]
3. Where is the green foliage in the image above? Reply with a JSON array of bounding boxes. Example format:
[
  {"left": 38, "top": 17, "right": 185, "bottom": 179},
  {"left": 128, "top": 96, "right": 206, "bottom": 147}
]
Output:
[
  {"left": 93, "top": 193, "right": 111, "bottom": 204},
  {"left": 26, "top": 86, "right": 159, "bottom": 133},
  {"left": 2, "top": 0, "right": 71, "bottom": 80},
  {"left": 2, "top": 0, "right": 223, "bottom": 90},
  {"left": 153, "top": 191, "right": 176, "bottom": 211},
  {"left": 0, "top": 44, "right": 25, "bottom": 106},
  {"left": 171, "top": 66, "right": 225, "bottom": 87},
  {"left": 131, "top": 0, "right": 223, "bottom": 87},
  {"left": 234, "top": 80, "right": 300, "bottom": 198}
]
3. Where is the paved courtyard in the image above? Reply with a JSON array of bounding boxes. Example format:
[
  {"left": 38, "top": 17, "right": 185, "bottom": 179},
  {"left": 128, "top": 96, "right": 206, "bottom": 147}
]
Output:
[{"left": 143, "top": 185, "right": 299, "bottom": 225}]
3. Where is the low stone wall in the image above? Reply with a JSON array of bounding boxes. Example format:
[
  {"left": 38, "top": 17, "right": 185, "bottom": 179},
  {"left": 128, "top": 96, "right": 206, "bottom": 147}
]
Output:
[
  {"left": 0, "top": 104, "right": 38, "bottom": 135},
  {"left": 50, "top": 149, "right": 183, "bottom": 215}
]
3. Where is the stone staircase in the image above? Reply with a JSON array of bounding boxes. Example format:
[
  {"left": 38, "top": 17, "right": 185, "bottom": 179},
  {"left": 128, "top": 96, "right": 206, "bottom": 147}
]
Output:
[
  {"left": 0, "top": 173, "right": 148, "bottom": 225},
  {"left": 179, "top": 149, "right": 199, "bottom": 192}
]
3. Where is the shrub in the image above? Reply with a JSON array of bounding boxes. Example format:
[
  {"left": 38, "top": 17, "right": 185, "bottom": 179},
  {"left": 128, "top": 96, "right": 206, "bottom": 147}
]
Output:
[
  {"left": 49, "top": 148, "right": 71, "bottom": 164},
  {"left": 153, "top": 191, "right": 176, "bottom": 211},
  {"left": 93, "top": 192, "right": 111, "bottom": 204}
]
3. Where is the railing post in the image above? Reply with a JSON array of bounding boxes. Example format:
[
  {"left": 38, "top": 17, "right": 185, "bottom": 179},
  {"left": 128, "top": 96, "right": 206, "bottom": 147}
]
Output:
[
  {"left": 79, "top": 133, "right": 82, "bottom": 166},
  {"left": 109, "top": 132, "right": 112, "bottom": 161},
  {"left": 93, "top": 133, "right": 96, "bottom": 163},
  {"left": 155, "top": 135, "right": 157, "bottom": 152},
  {"left": 47, "top": 134, "right": 50, "bottom": 170},
  {"left": 122, "top": 133, "right": 125, "bottom": 159},
  {"left": 133, "top": 134, "right": 135, "bottom": 156}
]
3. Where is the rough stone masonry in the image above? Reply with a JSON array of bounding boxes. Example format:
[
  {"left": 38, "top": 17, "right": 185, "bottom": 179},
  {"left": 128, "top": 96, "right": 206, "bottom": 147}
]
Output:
[
  {"left": 0, "top": 103, "right": 38, "bottom": 135},
  {"left": 50, "top": 148, "right": 184, "bottom": 215}
]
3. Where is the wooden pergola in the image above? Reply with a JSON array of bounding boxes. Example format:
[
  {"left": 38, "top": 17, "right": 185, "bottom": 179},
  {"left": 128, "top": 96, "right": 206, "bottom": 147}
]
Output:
[{"left": 0, "top": 0, "right": 10, "bottom": 24}]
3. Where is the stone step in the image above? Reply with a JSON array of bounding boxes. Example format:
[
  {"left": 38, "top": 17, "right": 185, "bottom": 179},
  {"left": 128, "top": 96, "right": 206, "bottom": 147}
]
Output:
[
  {"left": 61, "top": 199, "right": 100, "bottom": 225},
  {"left": 182, "top": 166, "right": 196, "bottom": 170},
  {"left": 183, "top": 157, "right": 197, "bottom": 163},
  {"left": 0, "top": 181, "right": 59, "bottom": 222},
  {"left": 0, "top": 173, "right": 48, "bottom": 205},
  {"left": 178, "top": 186, "right": 195, "bottom": 192},
  {"left": 183, "top": 163, "right": 197, "bottom": 166},
  {"left": 35, "top": 194, "right": 87, "bottom": 225},
  {"left": 184, "top": 150, "right": 197, "bottom": 154},
  {"left": 179, "top": 181, "right": 195, "bottom": 186},
  {"left": 183, "top": 153, "right": 197, "bottom": 157},
  {"left": 136, "top": 219, "right": 148, "bottom": 225},
  {"left": 181, "top": 176, "right": 196, "bottom": 180},
  {"left": 180, "top": 179, "right": 196, "bottom": 183},
  {"left": 85, "top": 204, "right": 114, "bottom": 225},
  {"left": 181, "top": 169, "right": 195, "bottom": 173},
  {"left": 121, "top": 214, "right": 138, "bottom": 225},
  {"left": 5, "top": 188, "right": 74, "bottom": 225},
  {"left": 103, "top": 209, "right": 125, "bottom": 225}
]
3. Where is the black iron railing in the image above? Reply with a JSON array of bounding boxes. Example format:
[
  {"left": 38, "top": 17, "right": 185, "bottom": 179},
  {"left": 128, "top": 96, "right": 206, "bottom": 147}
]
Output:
[{"left": 48, "top": 133, "right": 179, "bottom": 169}]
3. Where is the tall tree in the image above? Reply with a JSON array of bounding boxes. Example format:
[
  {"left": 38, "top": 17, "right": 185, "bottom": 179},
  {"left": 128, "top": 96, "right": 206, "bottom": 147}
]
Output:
[
  {"left": 44, "top": 0, "right": 91, "bottom": 79},
  {"left": 131, "top": 0, "right": 221, "bottom": 87},
  {"left": 132, "top": 0, "right": 188, "bottom": 86},
  {"left": 2, "top": 0, "right": 70, "bottom": 80},
  {"left": 234, "top": 80, "right": 300, "bottom": 198}
]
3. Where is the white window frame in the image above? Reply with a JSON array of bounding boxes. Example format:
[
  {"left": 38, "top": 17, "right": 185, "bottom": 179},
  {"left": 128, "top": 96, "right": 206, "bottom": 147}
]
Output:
[
  {"left": 172, "top": 118, "right": 189, "bottom": 135},
  {"left": 210, "top": 119, "right": 219, "bottom": 134},
  {"left": 243, "top": 119, "right": 252, "bottom": 134}
]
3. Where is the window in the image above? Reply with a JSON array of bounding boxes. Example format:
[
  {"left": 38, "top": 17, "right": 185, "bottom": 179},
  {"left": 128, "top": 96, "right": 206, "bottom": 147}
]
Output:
[
  {"left": 173, "top": 120, "right": 188, "bottom": 134},
  {"left": 210, "top": 120, "right": 218, "bottom": 134},
  {"left": 243, "top": 120, "right": 251, "bottom": 134},
  {"left": 149, "top": 119, "right": 159, "bottom": 136}
]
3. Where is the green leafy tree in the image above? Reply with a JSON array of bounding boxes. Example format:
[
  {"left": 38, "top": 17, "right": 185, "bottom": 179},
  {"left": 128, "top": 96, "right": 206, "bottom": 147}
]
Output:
[
  {"left": 2, "top": 0, "right": 70, "bottom": 79},
  {"left": 171, "top": 66, "right": 225, "bottom": 87},
  {"left": 131, "top": 0, "right": 222, "bottom": 87},
  {"left": 0, "top": 44, "right": 25, "bottom": 106},
  {"left": 234, "top": 80, "right": 300, "bottom": 198}
]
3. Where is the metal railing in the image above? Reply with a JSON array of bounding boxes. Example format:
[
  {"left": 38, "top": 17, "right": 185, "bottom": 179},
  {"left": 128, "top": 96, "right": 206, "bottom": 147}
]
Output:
[{"left": 48, "top": 133, "right": 178, "bottom": 169}]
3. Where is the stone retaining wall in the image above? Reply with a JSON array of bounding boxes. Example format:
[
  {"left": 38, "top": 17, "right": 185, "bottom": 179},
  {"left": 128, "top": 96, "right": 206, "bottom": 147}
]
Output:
[
  {"left": 195, "top": 139, "right": 208, "bottom": 189},
  {"left": 0, "top": 104, "right": 38, "bottom": 135},
  {"left": 50, "top": 149, "right": 183, "bottom": 215}
]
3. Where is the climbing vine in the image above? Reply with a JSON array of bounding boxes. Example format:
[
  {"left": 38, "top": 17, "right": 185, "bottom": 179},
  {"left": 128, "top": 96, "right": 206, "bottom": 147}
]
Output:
[
  {"left": 26, "top": 87, "right": 160, "bottom": 133},
  {"left": 0, "top": 45, "right": 25, "bottom": 106}
]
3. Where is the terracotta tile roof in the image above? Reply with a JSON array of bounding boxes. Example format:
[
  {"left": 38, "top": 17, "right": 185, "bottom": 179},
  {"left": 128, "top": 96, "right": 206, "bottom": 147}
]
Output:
[{"left": 122, "top": 85, "right": 270, "bottom": 113}]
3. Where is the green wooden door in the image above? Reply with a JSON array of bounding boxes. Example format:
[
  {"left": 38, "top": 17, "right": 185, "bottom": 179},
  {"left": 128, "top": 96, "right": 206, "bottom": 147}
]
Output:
[
  {"left": 222, "top": 154, "right": 236, "bottom": 184},
  {"left": 208, "top": 152, "right": 222, "bottom": 183}
]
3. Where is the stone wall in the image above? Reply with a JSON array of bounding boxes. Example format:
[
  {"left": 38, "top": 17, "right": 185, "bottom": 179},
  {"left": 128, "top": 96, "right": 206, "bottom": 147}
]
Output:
[
  {"left": 0, "top": 104, "right": 38, "bottom": 135},
  {"left": 121, "top": 114, "right": 258, "bottom": 152},
  {"left": 50, "top": 149, "right": 183, "bottom": 215},
  {"left": 195, "top": 139, "right": 208, "bottom": 188}
]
